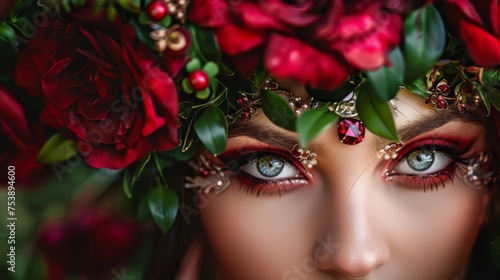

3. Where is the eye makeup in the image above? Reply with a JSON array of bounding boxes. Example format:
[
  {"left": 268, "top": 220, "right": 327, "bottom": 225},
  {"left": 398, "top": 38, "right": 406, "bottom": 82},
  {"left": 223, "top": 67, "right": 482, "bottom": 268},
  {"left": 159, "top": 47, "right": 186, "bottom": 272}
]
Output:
[
  {"left": 384, "top": 136, "right": 481, "bottom": 192},
  {"left": 216, "top": 147, "right": 314, "bottom": 196}
]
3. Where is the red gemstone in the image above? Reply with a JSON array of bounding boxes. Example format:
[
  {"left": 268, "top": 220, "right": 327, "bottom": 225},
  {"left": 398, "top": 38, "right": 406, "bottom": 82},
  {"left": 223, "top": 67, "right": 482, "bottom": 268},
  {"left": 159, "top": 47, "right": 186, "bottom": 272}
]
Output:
[
  {"left": 236, "top": 95, "right": 247, "bottom": 105},
  {"left": 435, "top": 95, "right": 448, "bottom": 109},
  {"left": 338, "top": 118, "right": 365, "bottom": 145},
  {"left": 188, "top": 70, "right": 209, "bottom": 91},
  {"left": 146, "top": 1, "right": 168, "bottom": 22},
  {"left": 436, "top": 84, "right": 450, "bottom": 95},
  {"left": 457, "top": 103, "right": 467, "bottom": 113}
]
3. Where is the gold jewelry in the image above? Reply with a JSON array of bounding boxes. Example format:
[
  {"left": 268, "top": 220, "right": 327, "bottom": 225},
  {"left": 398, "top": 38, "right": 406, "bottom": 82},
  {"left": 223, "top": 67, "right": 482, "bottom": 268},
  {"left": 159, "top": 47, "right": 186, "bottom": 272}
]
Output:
[
  {"left": 184, "top": 155, "right": 232, "bottom": 194},
  {"left": 292, "top": 145, "right": 318, "bottom": 169},
  {"left": 463, "top": 153, "right": 493, "bottom": 190},
  {"left": 378, "top": 142, "right": 404, "bottom": 160}
]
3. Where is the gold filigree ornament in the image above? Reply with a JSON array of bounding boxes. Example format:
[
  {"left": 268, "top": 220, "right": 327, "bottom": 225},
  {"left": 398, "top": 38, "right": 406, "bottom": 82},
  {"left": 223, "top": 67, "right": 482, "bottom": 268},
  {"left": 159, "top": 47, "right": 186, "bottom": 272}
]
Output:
[
  {"left": 378, "top": 142, "right": 404, "bottom": 160},
  {"left": 150, "top": 24, "right": 187, "bottom": 52},
  {"left": 291, "top": 145, "right": 318, "bottom": 169},
  {"left": 184, "top": 155, "right": 232, "bottom": 195}
]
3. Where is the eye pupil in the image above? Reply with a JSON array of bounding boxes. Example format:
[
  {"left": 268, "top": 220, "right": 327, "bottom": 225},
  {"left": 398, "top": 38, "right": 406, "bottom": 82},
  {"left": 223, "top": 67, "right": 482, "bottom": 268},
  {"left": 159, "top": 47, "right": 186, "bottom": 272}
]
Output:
[
  {"left": 408, "top": 150, "right": 434, "bottom": 171},
  {"left": 257, "top": 156, "right": 284, "bottom": 177}
]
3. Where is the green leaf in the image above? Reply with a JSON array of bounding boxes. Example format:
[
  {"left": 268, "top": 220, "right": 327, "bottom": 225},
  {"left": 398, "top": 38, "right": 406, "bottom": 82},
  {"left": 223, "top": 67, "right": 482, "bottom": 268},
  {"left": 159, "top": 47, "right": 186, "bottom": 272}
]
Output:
[
  {"left": 106, "top": 6, "right": 117, "bottom": 20},
  {"left": 148, "top": 184, "right": 179, "bottom": 234},
  {"left": 117, "top": 0, "right": 141, "bottom": 13},
  {"left": 181, "top": 112, "right": 197, "bottom": 152},
  {"left": 129, "top": 18, "right": 155, "bottom": 49},
  {"left": 182, "top": 78, "right": 194, "bottom": 93},
  {"left": 196, "top": 87, "right": 211, "bottom": 99},
  {"left": 0, "top": 23, "right": 16, "bottom": 43},
  {"left": 404, "top": 77, "right": 428, "bottom": 99},
  {"left": 254, "top": 65, "right": 269, "bottom": 88},
  {"left": 153, "top": 153, "right": 168, "bottom": 186},
  {"left": 306, "top": 82, "right": 356, "bottom": 102},
  {"left": 357, "top": 83, "right": 399, "bottom": 141},
  {"left": 188, "top": 25, "right": 220, "bottom": 62},
  {"left": 404, "top": 5, "right": 445, "bottom": 84},
  {"left": 297, "top": 106, "right": 338, "bottom": 146},
  {"left": 37, "top": 133, "right": 78, "bottom": 163},
  {"left": 203, "top": 61, "right": 219, "bottom": 77},
  {"left": 483, "top": 86, "right": 500, "bottom": 112},
  {"left": 122, "top": 154, "right": 151, "bottom": 198},
  {"left": 366, "top": 47, "right": 404, "bottom": 101},
  {"left": 160, "top": 15, "right": 172, "bottom": 28},
  {"left": 482, "top": 68, "right": 500, "bottom": 87},
  {"left": 186, "top": 58, "right": 201, "bottom": 72},
  {"left": 194, "top": 105, "right": 228, "bottom": 154},
  {"left": 476, "top": 86, "right": 491, "bottom": 115},
  {"left": 261, "top": 89, "right": 297, "bottom": 131}
]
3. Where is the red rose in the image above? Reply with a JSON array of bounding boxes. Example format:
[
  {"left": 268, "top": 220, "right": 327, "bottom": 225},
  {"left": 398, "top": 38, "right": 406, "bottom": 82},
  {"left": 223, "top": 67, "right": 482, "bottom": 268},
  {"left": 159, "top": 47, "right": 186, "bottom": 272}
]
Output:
[
  {"left": 13, "top": 8, "right": 179, "bottom": 169},
  {"left": 438, "top": 0, "right": 500, "bottom": 67},
  {"left": 0, "top": 85, "right": 48, "bottom": 187},
  {"left": 189, "top": 0, "right": 410, "bottom": 90},
  {"left": 38, "top": 209, "right": 142, "bottom": 278}
]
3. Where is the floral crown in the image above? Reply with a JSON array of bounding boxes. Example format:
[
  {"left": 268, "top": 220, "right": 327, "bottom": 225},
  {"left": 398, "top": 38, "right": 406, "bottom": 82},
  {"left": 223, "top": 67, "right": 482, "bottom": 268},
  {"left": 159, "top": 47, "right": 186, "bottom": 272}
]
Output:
[{"left": 1, "top": 0, "right": 499, "bottom": 235}]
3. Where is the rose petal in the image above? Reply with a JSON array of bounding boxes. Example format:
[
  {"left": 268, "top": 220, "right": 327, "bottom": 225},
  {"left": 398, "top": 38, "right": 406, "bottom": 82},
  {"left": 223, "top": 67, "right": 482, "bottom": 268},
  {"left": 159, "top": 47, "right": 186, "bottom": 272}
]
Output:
[
  {"left": 265, "top": 34, "right": 352, "bottom": 90},
  {"left": 141, "top": 90, "right": 166, "bottom": 137},
  {"left": 446, "top": 0, "right": 485, "bottom": 26},
  {"left": 187, "top": 0, "right": 230, "bottom": 27},
  {"left": 0, "top": 86, "right": 31, "bottom": 150},
  {"left": 81, "top": 137, "right": 148, "bottom": 169},
  {"left": 335, "top": 9, "right": 401, "bottom": 70},
  {"left": 214, "top": 24, "right": 267, "bottom": 55},
  {"left": 490, "top": 0, "right": 500, "bottom": 37},
  {"left": 13, "top": 50, "right": 44, "bottom": 96},
  {"left": 231, "top": 49, "right": 263, "bottom": 79},
  {"left": 459, "top": 19, "right": 500, "bottom": 66},
  {"left": 42, "top": 58, "right": 79, "bottom": 109}
]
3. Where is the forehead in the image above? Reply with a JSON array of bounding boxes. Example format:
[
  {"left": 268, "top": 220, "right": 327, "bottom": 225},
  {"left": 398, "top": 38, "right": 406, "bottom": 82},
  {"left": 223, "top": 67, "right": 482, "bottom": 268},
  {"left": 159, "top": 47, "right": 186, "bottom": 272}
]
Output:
[{"left": 226, "top": 82, "right": 489, "bottom": 151}]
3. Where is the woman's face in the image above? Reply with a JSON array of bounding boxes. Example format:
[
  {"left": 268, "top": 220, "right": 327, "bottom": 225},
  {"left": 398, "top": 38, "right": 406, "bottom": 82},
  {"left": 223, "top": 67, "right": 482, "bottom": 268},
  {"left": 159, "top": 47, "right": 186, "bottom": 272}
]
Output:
[{"left": 198, "top": 87, "right": 491, "bottom": 280}]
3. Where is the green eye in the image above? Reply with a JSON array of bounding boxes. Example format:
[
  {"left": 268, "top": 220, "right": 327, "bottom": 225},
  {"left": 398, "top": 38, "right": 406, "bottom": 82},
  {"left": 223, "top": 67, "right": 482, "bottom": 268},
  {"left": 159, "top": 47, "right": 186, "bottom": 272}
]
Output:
[
  {"left": 256, "top": 156, "right": 284, "bottom": 177},
  {"left": 395, "top": 150, "right": 451, "bottom": 175},
  {"left": 407, "top": 150, "right": 434, "bottom": 171}
]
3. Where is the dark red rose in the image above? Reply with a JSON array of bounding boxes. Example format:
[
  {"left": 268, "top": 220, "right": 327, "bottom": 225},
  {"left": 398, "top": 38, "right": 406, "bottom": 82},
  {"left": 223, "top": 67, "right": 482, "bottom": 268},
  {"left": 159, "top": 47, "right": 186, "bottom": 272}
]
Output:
[
  {"left": 189, "top": 0, "right": 411, "bottom": 90},
  {"left": 437, "top": 0, "right": 500, "bottom": 67},
  {"left": 13, "top": 8, "right": 179, "bottom": 169},
  {"left": 0, "top": 85, "right": 48, "bottom": 187},
  {"left": 38, "top": 209, "right": 142, "bottom": 278}
]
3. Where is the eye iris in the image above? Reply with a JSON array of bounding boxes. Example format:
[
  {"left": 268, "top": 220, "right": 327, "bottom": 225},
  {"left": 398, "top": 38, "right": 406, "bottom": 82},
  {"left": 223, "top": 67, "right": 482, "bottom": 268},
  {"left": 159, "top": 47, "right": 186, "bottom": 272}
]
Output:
[
  {"left": 257, "top": 156, "right": 284, "bottom": 177},
  {"left": 408, "top": 150, "right": 434, "bottom": 171}
]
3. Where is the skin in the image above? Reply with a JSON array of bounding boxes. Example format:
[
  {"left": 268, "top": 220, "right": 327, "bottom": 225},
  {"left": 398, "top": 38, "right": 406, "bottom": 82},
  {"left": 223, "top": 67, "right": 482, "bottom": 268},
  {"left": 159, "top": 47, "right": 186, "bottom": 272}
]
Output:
[{"left": 193, "top": 85, "right": 491, "bottom": 280}]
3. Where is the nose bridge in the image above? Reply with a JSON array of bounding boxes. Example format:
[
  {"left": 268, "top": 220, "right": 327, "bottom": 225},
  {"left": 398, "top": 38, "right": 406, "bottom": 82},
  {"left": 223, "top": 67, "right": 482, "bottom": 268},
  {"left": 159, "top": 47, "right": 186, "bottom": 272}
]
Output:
[{"left": 315, "top": 146, "right": 391, "bottom": 277}]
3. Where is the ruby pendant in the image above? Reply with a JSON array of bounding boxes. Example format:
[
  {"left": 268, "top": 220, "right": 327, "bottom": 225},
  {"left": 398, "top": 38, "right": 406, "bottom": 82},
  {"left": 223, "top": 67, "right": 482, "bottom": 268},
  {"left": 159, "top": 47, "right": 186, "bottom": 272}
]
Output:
[{"left": 338, "top": 118, "right": 365, "bottom": 145}]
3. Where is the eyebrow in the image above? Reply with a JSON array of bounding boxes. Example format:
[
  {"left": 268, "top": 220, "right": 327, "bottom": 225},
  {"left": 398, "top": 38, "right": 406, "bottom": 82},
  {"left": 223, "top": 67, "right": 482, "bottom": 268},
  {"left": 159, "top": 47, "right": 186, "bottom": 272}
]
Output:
[
  {"left": 228, "top": 109, "right": 486, "bottom": 149},
  {"left": 397, "top": 109, "right": 485, "bottom": 142},
  {"left": 228, "top": 120, "right": 299, "bottom": 150}
]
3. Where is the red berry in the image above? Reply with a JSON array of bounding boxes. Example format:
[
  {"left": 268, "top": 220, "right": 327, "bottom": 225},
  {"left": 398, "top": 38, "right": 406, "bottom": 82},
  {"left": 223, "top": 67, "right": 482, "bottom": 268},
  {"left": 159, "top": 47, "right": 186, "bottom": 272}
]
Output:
[
  {"left": 188, "top": 70, "right": 210, "bottom": 91},
  {"left": 146, "top": 1, "right": 168, "bottom": 22}
]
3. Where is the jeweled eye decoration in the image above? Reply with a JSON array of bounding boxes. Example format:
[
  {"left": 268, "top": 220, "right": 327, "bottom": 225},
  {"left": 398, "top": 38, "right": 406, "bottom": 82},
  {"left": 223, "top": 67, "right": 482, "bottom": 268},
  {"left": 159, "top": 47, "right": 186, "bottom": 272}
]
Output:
[
  {"left": 184, "top": 155, "right": 232, "bottom": 194},
  {"left": 463, "top": 153, "right": 493, "bottom": 190},
  {"left": 291, "top": 145, "right": 317, "bottom": 169},
  {"left": 378, "top": 142, "right": 403, "bottom": 160}
]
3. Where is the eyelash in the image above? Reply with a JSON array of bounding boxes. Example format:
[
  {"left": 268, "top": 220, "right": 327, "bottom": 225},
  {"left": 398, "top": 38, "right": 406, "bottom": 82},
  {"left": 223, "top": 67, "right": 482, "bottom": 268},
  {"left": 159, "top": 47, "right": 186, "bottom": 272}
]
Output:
[
  {"left": 219, "top": 148, "right": 312, "bottom": 196},
  {"left": 218, "top": 138, "right": 479, "bottom": 196},
  {"left": 385, "top": 138, "right": 478, "bottom": 192}
]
